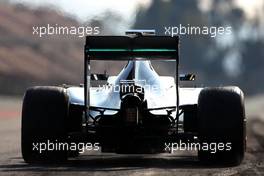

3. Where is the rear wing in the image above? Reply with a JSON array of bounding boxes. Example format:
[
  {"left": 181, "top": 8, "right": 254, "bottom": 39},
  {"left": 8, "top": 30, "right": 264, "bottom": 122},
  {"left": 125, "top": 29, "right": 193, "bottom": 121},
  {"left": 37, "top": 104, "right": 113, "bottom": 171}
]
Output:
[
  {"left": 85, "top": 36, "right": 179, "bottom": 60},
  {"left": 83, "top": 35, "right": 180, "bottom": 131}
]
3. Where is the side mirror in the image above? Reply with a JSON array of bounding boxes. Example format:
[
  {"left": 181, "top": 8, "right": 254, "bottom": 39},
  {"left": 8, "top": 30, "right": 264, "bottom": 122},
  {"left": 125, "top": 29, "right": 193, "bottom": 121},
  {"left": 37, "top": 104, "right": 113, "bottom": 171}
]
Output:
[
  {"left": 91, "top": 73, "right": 109, "bottom": 81},
  {"left": 180, "top": 74, "right": 196, "bottom": 81}
]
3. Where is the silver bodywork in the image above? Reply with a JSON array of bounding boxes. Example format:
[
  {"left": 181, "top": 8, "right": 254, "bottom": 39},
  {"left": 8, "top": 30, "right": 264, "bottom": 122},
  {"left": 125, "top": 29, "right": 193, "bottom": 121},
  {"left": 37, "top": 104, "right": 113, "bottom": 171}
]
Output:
[{"left": 67, "top": 60, "right": 202, "bottom": 118}]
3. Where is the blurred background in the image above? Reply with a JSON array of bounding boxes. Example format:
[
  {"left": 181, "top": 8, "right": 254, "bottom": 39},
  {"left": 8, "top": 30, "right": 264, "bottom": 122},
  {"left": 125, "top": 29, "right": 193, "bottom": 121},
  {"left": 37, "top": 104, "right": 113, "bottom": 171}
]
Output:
[
  {"left": 0, "top": 0, "right": 263, "bottom": 96},
  {"left": 1, "top": 2, "right": 264, "bottom": 174}
]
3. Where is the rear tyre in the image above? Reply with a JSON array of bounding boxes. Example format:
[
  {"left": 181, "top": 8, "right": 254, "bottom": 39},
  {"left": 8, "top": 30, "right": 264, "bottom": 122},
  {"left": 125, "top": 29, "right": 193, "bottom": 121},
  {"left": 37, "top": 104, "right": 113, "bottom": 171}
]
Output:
[
  {"left": 21, "top": 86, "right": 69, "bottom": 163},
  {"left": 198, "top": 87, "right": 246, "bottom": 166}
]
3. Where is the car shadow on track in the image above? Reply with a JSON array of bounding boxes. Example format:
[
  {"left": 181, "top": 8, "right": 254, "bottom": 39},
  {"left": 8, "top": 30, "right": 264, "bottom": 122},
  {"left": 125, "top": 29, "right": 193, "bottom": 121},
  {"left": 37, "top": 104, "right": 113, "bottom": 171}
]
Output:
[{"left": 0, "top": 154, "right": 232, "bottom": 172}]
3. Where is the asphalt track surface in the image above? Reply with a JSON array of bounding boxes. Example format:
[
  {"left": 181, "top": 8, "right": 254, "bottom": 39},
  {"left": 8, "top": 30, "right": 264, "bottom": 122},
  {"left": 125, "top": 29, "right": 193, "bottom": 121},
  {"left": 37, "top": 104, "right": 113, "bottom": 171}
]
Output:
[{"left": 0, "top": 95, "right": 264, "bottom": 176}]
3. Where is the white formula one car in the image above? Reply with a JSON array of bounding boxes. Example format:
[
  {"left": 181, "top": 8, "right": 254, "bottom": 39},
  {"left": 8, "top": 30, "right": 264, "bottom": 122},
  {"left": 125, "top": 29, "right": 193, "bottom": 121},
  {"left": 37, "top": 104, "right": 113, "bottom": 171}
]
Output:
[{"left": 21, "top": 30, "right": 246, "bottom": 165}]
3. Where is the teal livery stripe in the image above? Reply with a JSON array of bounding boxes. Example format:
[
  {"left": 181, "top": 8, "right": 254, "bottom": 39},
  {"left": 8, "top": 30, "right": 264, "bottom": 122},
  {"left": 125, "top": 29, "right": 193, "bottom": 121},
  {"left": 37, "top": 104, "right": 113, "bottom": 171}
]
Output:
[{"left": 87, "top": 49, "right": 177, "bottom": 52}]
